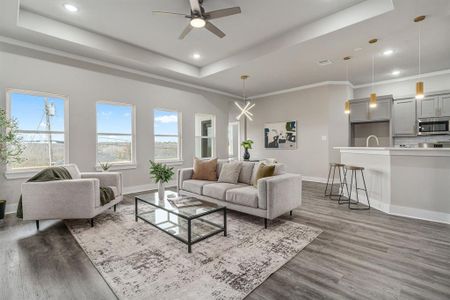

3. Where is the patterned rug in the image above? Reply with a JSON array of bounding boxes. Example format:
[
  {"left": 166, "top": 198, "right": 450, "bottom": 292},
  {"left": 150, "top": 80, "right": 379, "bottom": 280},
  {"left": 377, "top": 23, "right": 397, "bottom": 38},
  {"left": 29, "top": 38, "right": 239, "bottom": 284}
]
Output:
[{"left": 66, "top": 205, "right": 321, "bottom": 300}]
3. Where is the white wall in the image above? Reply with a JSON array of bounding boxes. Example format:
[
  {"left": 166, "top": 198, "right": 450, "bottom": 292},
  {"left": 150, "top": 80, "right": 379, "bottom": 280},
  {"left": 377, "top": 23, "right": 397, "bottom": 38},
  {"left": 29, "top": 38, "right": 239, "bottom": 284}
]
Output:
[
  {"left": 230, "top": 84, "right": 351, "bottom": 181},
  {"left": 0, "top": 51, "right": 232, "bottom": 212},
  {"left": 353, "top": 72, "right": 450, "bottom": 99}
]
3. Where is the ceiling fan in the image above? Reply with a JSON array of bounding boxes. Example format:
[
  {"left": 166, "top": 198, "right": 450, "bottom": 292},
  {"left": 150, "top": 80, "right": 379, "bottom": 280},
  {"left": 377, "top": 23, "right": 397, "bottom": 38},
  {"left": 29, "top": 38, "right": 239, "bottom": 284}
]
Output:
[{"left": 153, "top": 0, "right": 241, "bottom": 39}]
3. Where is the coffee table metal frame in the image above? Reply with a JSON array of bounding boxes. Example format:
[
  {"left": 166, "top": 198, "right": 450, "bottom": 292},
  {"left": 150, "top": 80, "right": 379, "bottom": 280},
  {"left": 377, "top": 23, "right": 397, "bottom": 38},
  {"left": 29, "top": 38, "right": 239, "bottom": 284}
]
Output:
[{"left": 135, "top": 195, "right": 227, "bottom": 253}]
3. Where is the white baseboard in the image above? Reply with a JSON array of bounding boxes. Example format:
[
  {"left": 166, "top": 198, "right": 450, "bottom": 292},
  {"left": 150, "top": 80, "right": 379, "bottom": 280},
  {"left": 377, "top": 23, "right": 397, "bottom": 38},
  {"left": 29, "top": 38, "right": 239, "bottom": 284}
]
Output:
[
  {"left": 302, "top": 176, "right": 328, "bottom": 184},
  {"left": 389, "top": 205, "right": 450, "bottom": 225},
  {"left": 5, "top": 203, "right": 18, "bottom": 215}
]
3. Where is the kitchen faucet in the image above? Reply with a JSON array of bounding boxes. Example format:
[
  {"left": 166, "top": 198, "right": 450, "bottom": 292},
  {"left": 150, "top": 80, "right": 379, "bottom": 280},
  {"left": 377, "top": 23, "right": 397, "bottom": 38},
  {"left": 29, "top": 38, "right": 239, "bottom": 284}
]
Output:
[{"left": 366, "top": 135, "right": 380, "bottom": 147}]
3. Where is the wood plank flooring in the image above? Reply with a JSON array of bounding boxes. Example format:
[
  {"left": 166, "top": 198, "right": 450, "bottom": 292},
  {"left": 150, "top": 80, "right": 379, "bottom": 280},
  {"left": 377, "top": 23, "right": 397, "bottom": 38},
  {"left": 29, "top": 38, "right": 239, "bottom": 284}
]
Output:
[{"left": 1, "top": 181, "right": 449, "bottom": 299}]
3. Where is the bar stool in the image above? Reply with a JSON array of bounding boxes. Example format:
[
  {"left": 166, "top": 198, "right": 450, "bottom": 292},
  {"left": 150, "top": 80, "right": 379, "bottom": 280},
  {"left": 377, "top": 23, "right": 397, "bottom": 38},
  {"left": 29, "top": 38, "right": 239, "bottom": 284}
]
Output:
[
  {"left": 339, "top": 165, "right": 370, "bottom": 210},
  {"left": 324, "top": 163, "right": 348, "bottom": 200}
]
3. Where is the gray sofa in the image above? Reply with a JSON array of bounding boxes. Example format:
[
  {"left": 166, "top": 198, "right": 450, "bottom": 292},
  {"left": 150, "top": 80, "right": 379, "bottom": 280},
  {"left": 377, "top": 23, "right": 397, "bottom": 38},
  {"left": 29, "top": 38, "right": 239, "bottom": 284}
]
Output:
[
  {"left": 21, "top": 164, "right": 123, "bottom": 229},
  {"left": 177, "top": 160, "right": 302, "bottom": 228}
]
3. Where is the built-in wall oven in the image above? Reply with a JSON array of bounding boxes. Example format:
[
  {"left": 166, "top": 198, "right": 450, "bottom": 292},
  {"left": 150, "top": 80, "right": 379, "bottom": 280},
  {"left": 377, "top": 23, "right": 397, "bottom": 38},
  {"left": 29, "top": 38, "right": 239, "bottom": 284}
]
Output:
[{"left": 417, "top": 117, "right": 450, "bottom": 135}]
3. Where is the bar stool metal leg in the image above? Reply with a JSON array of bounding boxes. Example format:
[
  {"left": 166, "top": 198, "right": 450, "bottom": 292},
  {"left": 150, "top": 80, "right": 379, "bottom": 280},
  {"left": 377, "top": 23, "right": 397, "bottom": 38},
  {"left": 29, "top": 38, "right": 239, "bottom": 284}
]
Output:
[
  {"left": 324, "top": 164, "right": 332, "bottom": 196},
  {"left": 348, "top": 169, "right": 370, "bottom": 210}
]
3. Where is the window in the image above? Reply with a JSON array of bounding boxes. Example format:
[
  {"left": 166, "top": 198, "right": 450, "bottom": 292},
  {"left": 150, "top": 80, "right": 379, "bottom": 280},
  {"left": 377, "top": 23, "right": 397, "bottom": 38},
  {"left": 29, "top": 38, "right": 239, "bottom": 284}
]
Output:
[
  {"left": 154, "top": 109, "right": 182, "bottom": 162},
  {"left": 7, "top": 89, "right": 68, "bottom": 170},
  {"left": 96, "top": 102, "right": 135, "bottom": 165},
  {"left": 195, "top": 113, "right": 216, "bottom": 158}
]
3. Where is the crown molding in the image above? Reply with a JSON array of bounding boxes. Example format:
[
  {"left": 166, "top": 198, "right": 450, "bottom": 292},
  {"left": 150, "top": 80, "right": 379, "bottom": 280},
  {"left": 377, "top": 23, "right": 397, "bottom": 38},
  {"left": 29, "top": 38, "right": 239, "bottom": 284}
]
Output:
[
  {"left": 251, "top": 81, "right": 354, "bottom": 99},
  {"left": 0, "top": 35, "right": 241, "bottom": 99},
  {"left": 353, "top": 69, "right": 450, "bottom": 89}
]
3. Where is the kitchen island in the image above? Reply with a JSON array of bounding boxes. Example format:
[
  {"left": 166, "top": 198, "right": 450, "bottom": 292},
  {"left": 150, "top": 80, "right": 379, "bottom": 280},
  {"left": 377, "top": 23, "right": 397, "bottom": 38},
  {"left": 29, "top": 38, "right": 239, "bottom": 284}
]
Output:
[{"left": 335, "top": 147, "right": 450, "bottom": 224}]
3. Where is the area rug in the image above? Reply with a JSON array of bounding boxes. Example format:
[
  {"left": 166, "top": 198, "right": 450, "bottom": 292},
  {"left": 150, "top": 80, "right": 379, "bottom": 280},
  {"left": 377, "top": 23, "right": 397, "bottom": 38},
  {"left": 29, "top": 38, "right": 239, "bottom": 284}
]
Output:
[{"left": 66, "top": 205, "right": 321, "bottom": 300}]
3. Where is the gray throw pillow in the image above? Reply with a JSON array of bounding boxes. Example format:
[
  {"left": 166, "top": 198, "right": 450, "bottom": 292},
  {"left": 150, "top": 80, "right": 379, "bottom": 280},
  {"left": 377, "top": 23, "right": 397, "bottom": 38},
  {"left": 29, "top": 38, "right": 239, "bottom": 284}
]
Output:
[{"left": 218, "top": 162, "right": 242, "bottom": 184}]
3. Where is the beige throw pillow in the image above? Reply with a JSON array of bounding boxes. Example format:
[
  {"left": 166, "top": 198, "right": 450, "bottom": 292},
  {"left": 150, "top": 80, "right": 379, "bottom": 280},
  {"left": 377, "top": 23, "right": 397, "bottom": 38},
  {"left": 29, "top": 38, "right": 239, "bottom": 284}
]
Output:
[
  {"left": 192, "top": 157, "right": 218, "bottom": 181},
  {"left": 218, "top": 161, "right": 242, "bottom": 184}
]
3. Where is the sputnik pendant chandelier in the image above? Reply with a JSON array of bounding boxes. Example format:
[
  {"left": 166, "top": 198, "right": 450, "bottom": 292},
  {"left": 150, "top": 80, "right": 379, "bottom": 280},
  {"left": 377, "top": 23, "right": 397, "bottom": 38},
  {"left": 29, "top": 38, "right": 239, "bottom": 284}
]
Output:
[{"left": 235, "top": 75, "right": 254, "bottom": 121}]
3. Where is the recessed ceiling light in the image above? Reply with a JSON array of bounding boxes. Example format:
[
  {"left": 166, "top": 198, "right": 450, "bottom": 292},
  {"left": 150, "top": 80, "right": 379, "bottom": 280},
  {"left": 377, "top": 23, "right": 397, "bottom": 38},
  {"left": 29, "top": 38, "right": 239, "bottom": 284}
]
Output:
[
  {"left": 193, "top": 53, "right": 201, "bottom": 59},
  {"left": 317, "top": 59, "right": 333, "bottom": 66},
  {"left": 354, "top": 47, "right": 363, "bottom": 52},
  {"left": 383, "top": 49, "right": 394, "bottom": 56},
  {"left": 64, "top": 3, "right": 78, "bottom": 12},
  {"left": 391, "top": 70, "right": 401, "bottom": 76}
]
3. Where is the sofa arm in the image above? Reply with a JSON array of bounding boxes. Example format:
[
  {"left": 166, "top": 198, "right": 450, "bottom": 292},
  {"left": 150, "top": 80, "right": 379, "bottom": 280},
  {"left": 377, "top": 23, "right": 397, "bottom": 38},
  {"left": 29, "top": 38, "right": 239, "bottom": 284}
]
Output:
[
  {"left": 177, "top": 168, "right": 193, "bottom": 191},
  {"left": 21, "top": 179, "right": 100, "bottom": 220},
  {"left": 81, "top": 172, "right": 123, "bottom": 195},
  {"left": 258, "top": 173, "right": 302, "bottom": 219}
]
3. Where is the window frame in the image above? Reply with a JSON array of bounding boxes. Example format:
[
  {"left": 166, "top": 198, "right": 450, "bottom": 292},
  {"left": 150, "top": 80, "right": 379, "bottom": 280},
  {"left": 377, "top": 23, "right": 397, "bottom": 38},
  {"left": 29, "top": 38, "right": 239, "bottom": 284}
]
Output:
[
  {"left": 153, "top": 108, "right": 183, "bottom": 164},
  {"left": 96, "top": 100, "right": 136, "bottom": 170},
  {"left": 195, "top": 113, "right": 216, "bottom": 159},
  {"left": 5, "top": 88, "right": 70, "bottom": 179}
]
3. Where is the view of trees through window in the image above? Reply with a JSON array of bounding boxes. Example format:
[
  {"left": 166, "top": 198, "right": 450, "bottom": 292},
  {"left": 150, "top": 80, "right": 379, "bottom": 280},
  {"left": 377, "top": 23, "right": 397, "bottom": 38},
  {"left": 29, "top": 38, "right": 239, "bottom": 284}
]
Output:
[
  {"left": 154, "top": 109, "right": 180, "bottom": 161},
  {"left": 96, "top": 102, "right": 133, "bottom": 164},
  {"left": 9, "top": 91, "right": 66, "bottom": 169}
]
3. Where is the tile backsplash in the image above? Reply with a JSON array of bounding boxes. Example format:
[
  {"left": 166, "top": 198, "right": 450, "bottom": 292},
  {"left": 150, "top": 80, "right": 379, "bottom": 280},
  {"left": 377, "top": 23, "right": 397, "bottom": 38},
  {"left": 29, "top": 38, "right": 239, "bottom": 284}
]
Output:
[{"left": 394, "top": 135, "right": 450, "bottom": 147}]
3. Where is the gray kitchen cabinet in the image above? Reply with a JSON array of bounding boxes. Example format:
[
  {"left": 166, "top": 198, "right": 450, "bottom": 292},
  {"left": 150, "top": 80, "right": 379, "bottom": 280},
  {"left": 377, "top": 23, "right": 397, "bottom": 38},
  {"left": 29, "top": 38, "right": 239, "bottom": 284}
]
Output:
[
  {"left": 349, "top": 96, "right": 392, "bottom": 123},
  {"left": 417, "top": 96, "right": 439, "bottom": 118},
  {"left": 369, "top": 98, "right": 391, "bottom": 121},
  {"left": 349, "top": 101, "right": 369, "bottom": 122},
  {"left": 439, "top": 94, "right": 450, "bottom": 117},
  {"left": 393, "top": 98, "right": 416, "bottom": 136}
]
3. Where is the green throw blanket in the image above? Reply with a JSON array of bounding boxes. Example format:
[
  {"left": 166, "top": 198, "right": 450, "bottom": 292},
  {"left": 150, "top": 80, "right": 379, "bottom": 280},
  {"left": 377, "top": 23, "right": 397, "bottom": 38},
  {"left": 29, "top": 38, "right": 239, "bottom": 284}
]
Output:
[{"left": 17, "top": 166, "right": 115, "bottom": 218}]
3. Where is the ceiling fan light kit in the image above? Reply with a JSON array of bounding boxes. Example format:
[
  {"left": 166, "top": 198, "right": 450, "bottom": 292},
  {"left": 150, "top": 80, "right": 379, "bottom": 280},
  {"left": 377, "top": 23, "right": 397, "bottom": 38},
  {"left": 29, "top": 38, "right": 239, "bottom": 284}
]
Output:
[{"left": 190, "top": 18, "right": 206, "bottom": 28}]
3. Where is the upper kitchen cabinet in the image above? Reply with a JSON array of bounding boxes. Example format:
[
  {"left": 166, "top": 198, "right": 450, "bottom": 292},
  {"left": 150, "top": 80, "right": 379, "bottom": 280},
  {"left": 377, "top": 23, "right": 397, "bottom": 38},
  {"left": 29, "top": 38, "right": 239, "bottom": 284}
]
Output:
[
  {"left": 393, "top": 98, "right": 416, "bottom": 136},
  {"left": 440, "top": 94, "right": 450, "bottom": 117},
  {"left": 417, "top": 94, "right": 450, "bottom": 118},
  {"left": 417, "top": 96, "right": 439, "bottom": 118},
  {"left": 349, "top": 95, "right": 392, "bottom": 123}
]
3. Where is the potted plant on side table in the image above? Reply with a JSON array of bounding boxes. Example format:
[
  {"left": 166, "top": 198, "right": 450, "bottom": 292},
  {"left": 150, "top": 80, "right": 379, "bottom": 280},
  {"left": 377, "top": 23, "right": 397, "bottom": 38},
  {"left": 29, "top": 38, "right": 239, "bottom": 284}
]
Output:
[
  {"left": 241, "top": 139, "right": 254, "bottom": 161},
  {"left": 149, "top": 160, "right": 175, "bottom": 199},
  {"left": 0, "top": 108, "right": 25, "bottom": 223}
]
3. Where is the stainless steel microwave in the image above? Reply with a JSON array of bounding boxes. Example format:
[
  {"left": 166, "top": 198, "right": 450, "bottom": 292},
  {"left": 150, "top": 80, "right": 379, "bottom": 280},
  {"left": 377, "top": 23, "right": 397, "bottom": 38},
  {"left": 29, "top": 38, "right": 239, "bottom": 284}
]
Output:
[{"left": 417, "top": 118, "right": 450, "bottom": 135}]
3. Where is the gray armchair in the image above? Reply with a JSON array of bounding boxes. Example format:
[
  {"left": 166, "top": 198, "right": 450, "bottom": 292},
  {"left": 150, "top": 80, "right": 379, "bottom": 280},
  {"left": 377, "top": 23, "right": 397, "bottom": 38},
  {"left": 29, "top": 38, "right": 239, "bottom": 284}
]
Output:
[{"left": 21, "top": 164, "right": 123, "bottom": 229}]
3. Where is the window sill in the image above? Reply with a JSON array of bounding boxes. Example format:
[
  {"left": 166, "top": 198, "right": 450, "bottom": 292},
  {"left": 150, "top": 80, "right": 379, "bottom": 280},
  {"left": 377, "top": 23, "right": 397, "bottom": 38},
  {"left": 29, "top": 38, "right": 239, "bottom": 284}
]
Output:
[
  {"left": 154, "top": 160, "right": 184, "bottom": 166},
  {"left": 95, "top": 163, "right": 137, "bottom": 171}
]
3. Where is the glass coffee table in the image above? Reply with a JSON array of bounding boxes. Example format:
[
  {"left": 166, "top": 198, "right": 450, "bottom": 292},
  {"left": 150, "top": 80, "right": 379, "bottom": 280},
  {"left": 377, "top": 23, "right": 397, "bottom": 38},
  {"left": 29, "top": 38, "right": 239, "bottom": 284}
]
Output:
[{"left": 135, "top": 191, "right": 227, "bottom": 253}]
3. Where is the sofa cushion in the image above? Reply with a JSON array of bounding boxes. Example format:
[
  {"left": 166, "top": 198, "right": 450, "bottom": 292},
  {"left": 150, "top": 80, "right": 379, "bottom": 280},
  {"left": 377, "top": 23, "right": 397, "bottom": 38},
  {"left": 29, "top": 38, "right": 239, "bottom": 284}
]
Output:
[
  {"left": 182, "top": 179, "right": 214, "bottom": 194},
  {"left": 226, "top": 186, "right": 259, "bottom": 208},
  {"left": 202, "top": 182, "right": 246, "bottom": 200},
  {"left": 64, "top": 164, "right": 81, "bottom": 179},
  {"left": 192, "top": 157, "right": 218, "bottom": 181},
  {"left": 238, "top": 161, "right": 255, "bottom": 184},
  {"left": 218, "top": 161, "right": 242, "bottom": 184}
]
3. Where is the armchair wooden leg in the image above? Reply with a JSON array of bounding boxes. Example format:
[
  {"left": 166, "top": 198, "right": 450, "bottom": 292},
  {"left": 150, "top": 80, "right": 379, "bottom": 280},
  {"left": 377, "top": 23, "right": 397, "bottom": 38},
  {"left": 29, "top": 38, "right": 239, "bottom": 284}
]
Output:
[
  {"left": 36, "top": 220, "right": 39, "bottom": 230},
  {"left": 264, "top": 218, "right": 268, "bottom": 229},
  {"left": 90, "top": 218, "right": 94, "bottom": 227},
  {"left": 114, "top": 204, "right": 117, "bottom": 212}
]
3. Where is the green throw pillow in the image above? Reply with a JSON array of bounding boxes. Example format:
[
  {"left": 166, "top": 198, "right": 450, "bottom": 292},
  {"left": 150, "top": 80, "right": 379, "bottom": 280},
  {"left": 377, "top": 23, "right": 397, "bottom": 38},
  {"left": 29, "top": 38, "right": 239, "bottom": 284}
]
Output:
[{"left": 253, "top": 163, "right": 275, "bottom": 187}]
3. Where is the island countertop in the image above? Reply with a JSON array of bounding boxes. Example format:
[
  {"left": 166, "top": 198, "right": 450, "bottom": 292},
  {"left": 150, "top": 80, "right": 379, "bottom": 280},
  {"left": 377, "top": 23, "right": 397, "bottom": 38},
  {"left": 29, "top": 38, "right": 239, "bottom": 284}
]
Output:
[{"left": 335, "top": 147, "right": 450, "bottom": 156}]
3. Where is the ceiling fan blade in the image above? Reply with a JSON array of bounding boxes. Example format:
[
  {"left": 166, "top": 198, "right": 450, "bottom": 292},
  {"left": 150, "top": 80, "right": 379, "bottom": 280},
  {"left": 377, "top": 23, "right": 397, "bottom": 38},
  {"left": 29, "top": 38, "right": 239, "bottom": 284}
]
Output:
[
  {"left": 205, "top": 21, "right": 225, "bottom": 38},
  {"left": 152, "top": 10, "right": 187, "bottom": 16},
  {"left": 189, "top": 0, "right": 202, "bottom": 13},
  {"left": 179, "top": 24, "right": 193, "bottom": 39},
  {"left": 206, "top": 7, "right": 241, "bottom": 20}
]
